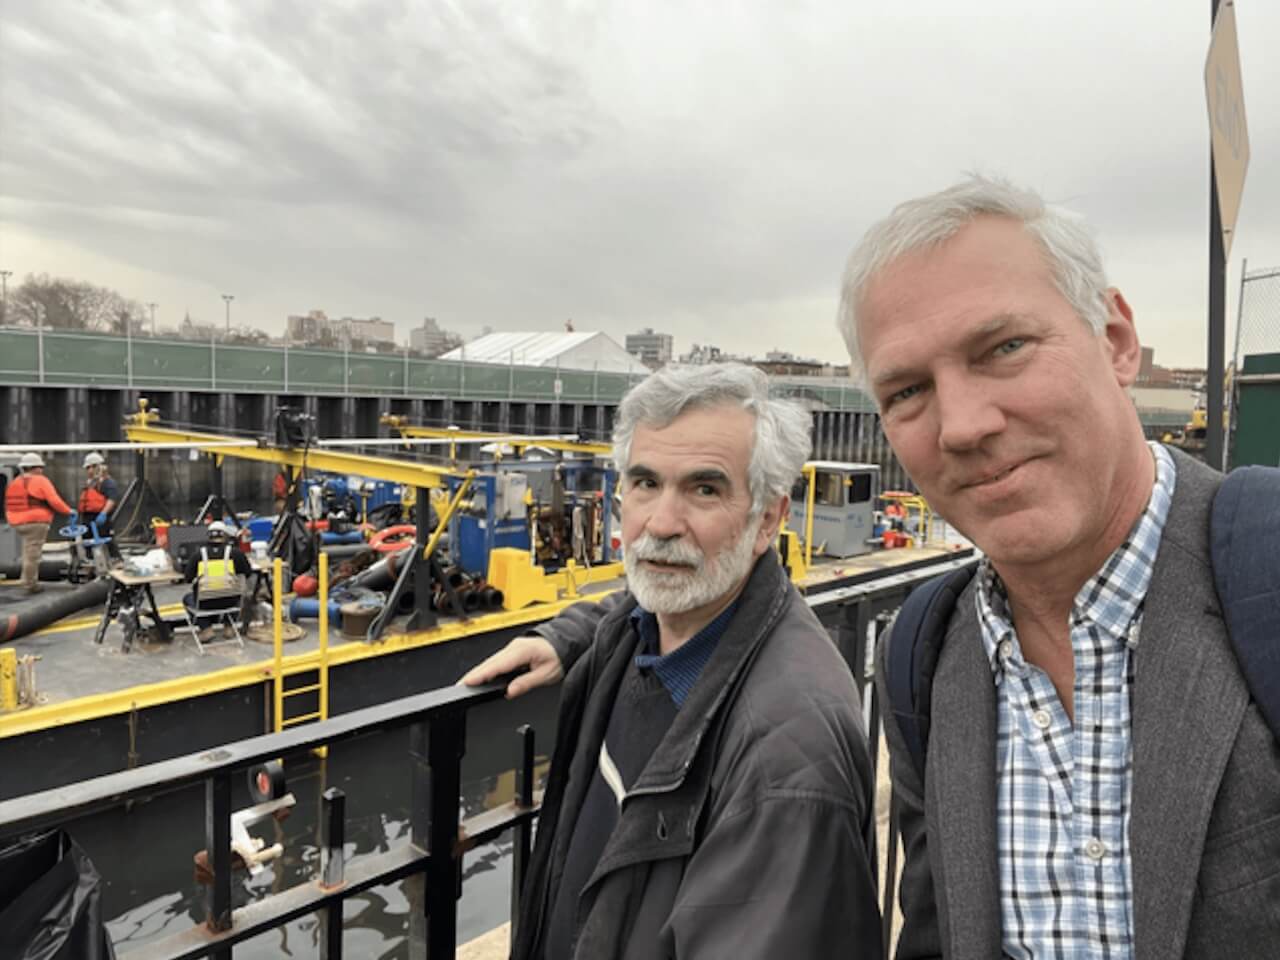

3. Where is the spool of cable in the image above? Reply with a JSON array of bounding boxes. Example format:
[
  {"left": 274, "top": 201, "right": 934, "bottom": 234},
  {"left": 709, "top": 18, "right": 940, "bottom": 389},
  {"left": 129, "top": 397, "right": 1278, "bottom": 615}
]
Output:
[{"left": 248, "top": 760, "right": 288, "bottom": 803}]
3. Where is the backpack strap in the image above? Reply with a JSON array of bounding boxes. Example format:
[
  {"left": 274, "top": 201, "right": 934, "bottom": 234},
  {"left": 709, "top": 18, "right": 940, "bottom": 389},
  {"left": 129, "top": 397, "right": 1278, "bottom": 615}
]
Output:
[
  {"left": 885, "top": 563, "right": 979, "bottom": 783},
  {"left": 1211, "top": 465, "right": 1280, "bottom": 739}
]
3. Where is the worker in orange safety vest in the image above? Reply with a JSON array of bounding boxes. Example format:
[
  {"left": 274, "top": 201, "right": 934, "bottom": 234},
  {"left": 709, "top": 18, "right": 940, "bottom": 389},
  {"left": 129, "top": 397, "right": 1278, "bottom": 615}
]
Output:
[
  {"left": 4, "top": 452, "right": 76, "bottom": 593},
  {"left": 78, "top": 451, "right": 120, "bottom": 538}
]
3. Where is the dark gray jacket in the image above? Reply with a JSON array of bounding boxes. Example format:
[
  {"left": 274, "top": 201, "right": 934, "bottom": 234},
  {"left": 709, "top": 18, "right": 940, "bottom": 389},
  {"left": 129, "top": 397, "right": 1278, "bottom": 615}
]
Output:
[
  {"left": 513, "top": 550, "right": 882, "bottom": 960},
  {"left": 878, "top": 448, "right": 1280, "bottom": 960}
]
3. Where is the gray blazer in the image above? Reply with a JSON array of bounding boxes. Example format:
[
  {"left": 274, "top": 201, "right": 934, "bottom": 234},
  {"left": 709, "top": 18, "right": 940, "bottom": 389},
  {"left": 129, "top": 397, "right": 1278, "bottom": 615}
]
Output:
[{"left": 879, "top": 448, "right": 1280, "bottom": 960}]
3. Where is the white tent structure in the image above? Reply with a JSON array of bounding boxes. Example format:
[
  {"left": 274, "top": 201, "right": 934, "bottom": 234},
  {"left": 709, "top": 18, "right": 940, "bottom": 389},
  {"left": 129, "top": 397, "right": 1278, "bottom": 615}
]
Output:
[{"left": 441, "top": 332, "right": 649, "bottom": 374}]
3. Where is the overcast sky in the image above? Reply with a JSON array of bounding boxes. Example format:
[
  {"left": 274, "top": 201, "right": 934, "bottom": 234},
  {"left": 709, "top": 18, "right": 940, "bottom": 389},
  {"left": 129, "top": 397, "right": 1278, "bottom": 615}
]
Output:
[{"left": 2, "top": 0, "right": 1277, "bottom": 367}]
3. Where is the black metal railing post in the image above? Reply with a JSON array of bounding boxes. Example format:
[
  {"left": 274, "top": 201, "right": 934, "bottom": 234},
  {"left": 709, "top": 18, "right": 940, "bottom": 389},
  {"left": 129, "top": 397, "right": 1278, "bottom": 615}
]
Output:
[
  {"left": 510, "top": 724, "right": 536, "bottom": 947},
  {"left": 0, "top": 679, "right": 544, "bottom": 960},
  {"left": 205, "top": 771, "right": 233, "bottom": 960},
  {"left": 320, "top": 786, "right": 346, "bottom": 960},
  {"left": 426, "top": 710, "right": 466, "bottom": 960}
]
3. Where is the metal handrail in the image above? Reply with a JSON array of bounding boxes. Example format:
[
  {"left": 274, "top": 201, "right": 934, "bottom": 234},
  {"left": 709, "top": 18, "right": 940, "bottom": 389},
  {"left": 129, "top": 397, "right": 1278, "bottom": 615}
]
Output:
[{"left": 0, "top": 677, "right": 540, "bottom": 960}]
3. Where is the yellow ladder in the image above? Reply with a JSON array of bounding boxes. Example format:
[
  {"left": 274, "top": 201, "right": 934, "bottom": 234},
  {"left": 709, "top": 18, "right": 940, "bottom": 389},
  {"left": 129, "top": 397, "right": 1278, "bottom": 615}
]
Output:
[{"left": 272, "top": 555, "right": 332, "bottom": 753}]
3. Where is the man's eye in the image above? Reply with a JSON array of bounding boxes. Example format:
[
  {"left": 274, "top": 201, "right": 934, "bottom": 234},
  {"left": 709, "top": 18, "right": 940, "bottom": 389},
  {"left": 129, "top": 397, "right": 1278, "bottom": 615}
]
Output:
[
  {"left": 889, "top": 383, "right": 923, "bottom": 405},
  {"left": 994, "top": 338, "right": 1025, "bottom": 356},
  {"left": 695, "top": 484, "right": 718, "bottom": 497}
]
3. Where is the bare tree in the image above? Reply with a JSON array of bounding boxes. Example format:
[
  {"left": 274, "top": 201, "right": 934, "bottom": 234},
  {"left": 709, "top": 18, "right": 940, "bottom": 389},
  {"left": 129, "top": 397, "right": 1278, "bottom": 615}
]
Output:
[{"left": 8, "top": 274, "right": 148, "bottom": 332}]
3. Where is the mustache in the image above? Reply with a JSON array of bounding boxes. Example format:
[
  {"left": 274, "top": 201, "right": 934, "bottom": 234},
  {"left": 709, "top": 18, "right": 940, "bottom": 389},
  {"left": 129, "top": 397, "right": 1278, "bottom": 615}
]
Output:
[{"left": 628, "top": 534, "right": 703, "bottom": 568}]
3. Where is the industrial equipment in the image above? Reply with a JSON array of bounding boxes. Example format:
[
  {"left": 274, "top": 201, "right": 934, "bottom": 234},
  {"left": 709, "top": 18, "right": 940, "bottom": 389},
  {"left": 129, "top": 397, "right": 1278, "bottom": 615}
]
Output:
[{"left": 789, "top": 461, "right": 880, "bottom": 559}]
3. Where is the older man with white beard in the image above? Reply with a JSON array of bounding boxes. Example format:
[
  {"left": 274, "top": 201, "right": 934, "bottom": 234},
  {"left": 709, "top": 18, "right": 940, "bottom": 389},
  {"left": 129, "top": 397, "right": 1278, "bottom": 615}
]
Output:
[{"left": 463, "top": 363, "right": 881, "bottom": 960}]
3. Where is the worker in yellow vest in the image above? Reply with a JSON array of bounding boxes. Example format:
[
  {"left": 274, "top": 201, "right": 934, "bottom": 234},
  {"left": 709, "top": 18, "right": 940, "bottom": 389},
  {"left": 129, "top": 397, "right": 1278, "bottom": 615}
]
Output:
[{"left": 182, "top": 521, "right": 252, "bottom": 626}]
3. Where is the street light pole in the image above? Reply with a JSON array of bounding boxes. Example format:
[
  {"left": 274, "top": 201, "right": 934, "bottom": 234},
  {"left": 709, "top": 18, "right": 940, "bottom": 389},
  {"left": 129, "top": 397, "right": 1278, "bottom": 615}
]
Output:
[
  {"left": 148, "top": 301, "right": 157, "bottom": 336},
  {"left": 221, "top": 293, "right": 234, "bottom": 336},
  {"left": 0, "top": 270, "right": 11, "bottom": 325}
]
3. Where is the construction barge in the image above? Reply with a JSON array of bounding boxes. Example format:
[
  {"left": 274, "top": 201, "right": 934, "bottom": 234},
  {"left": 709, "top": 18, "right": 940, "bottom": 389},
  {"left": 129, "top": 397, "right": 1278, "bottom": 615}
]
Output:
[{"left": 0, "top": 403, "right": 974, "bottom": 802}]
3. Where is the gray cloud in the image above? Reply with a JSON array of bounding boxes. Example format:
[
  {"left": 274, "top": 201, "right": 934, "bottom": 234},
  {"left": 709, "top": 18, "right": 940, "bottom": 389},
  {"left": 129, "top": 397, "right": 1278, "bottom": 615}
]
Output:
[{"left": 2, "top": 0, "right": 1277, "bottom": 366}]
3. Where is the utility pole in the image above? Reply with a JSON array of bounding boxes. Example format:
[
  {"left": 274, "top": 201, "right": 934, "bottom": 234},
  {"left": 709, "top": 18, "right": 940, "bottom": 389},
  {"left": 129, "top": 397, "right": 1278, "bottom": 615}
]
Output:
[
  {"left": 0, "top": 270, "right": 11, "bottom": 325},
  {"left": 221, "top": 293, "right": 234, "bottom": 335},
  {"left": 1206, "top": 1, "right": 1225, "bottom": 470},
  {"left": 148, "top": 302, "right": 157, "bottom": 336}
]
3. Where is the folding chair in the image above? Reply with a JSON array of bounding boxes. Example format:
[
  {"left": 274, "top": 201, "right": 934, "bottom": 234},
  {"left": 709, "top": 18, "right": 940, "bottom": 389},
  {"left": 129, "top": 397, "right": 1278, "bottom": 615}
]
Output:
[{"left": 182, "top": 547, "right": 247, "bottom": 654}]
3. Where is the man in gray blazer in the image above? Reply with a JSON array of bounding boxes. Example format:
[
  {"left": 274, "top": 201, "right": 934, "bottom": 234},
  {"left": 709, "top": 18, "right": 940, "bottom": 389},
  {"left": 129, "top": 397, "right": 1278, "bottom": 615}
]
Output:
[{"left": 840, "top": 175, "right": 1280, "bottom": 958}]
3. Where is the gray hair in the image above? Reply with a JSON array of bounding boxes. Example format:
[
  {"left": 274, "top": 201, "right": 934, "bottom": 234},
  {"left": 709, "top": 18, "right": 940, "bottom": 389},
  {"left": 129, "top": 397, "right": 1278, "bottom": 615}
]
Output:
[
  {"left": 836, "top": 174, "right": 1110, "bottom": 381},
  {"left": 612, "top": 363, "right": 812, "bottom": 515}
]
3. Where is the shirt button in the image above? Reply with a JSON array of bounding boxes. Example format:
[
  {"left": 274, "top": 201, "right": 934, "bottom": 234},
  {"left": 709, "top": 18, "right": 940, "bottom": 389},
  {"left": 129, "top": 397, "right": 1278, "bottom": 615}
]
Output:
[
  {"left": 998, "top": 639, "right": 1014, "bottom": 660},
  {"left": 1031, "top": 709, "right": 1052, "bottom": 730},
  {"left": 1084, "top": 837, "right": 1107, "bottom": 861}
]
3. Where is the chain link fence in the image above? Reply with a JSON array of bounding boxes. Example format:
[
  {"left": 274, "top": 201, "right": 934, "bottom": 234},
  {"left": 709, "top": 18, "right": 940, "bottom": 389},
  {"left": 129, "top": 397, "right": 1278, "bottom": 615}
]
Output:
[{"left": 1233, "top": 262, "right": 1280, "bottom": 366}]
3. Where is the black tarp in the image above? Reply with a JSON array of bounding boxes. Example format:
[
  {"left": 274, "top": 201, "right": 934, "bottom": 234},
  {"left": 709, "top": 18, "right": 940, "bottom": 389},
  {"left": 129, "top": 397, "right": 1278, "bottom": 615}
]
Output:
[{"left": 0, "top": 830, "right": 116, "bottom": 960}]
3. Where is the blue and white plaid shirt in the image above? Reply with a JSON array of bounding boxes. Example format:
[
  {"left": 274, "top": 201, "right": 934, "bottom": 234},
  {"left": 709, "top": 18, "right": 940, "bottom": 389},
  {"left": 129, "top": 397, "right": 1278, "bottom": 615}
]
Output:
[{"left": 975, "top": 443, "right": 1176, "bottom": 960}]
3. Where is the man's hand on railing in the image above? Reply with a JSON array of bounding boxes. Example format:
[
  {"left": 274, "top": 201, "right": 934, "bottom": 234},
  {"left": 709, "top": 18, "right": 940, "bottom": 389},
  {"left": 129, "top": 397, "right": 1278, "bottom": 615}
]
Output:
[{"left": 460, "top": 634, "right": 563, "bottom": 699}]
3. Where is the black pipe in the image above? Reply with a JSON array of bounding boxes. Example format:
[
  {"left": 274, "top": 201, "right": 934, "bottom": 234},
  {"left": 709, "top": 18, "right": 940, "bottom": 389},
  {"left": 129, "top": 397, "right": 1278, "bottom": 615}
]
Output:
[
  {"left": 0, "top": 560, "right": 72, "bottom": 583},
  {"left": 345, "top": 552, "right": 406, "bottom": 592},
  {"left": 395, "top": 589, "right": 417, "bottom": 616},
  {"left": 319, "top": 543, "right": 372, "bottom": 561},
  {"left": 480, "top": 587, "right": 504, "bottom": 611},
  {"left": 0, "top": 579, "right": 112, "bottom": 643}
]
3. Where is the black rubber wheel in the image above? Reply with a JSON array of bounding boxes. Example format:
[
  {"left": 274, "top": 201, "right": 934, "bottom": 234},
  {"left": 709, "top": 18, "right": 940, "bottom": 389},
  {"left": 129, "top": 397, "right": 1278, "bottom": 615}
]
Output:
[{"left": 248, "top": 760, "right": 287, "bottom": 803}]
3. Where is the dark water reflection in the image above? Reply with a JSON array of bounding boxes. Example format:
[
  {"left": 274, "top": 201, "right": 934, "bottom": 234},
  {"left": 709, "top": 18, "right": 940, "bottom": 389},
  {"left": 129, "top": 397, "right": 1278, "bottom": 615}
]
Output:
[{"left": 69, "top": 684, "right": 561, "bottom": 957}]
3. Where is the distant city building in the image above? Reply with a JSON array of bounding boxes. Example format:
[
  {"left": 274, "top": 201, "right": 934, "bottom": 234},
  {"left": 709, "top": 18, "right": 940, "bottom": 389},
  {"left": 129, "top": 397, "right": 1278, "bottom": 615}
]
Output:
[
  {"left": 441, "top": 331, "right": 648, "bottom": 374},
  {"left": 410, "top": 317, "right": 456, "bottom": 357},
  {"left": 625, "top": 327, "right": 674, "bottom": 369},
  {"left": 1136, "top": 345, "right": 1206, "bottom": 390},
  {"left": 1166, "top": 366, "right": 1207, "bottom": 390},
  {"left": 1137, "top": 346, "right": 1156, "bottom": 384},
  {"left": 287, "top": 309, "right": 395, "bottom": 349},
  {"left": 340, "top": 315, "right": 395, "bottom": 345},
  {"left": 286, "top": 309, "right": 333, "bottom": 343},
  {"left": 178, "top": 310, "right": 221, "bottom": 341},
  {"left": 678, "top": 343, "right": 729, "bottom": 365},
  {"left": 755, "top": 350, "right": 824, "bottom": 377}
]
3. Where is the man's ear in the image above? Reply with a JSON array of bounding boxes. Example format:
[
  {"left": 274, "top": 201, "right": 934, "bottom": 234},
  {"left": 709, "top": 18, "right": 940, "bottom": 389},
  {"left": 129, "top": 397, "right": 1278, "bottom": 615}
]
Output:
[
  {"left": 753, "top": 495, "right": 790, "bottom": 556},
  {"left": 1103, "top": 288, "right": 1142, "bottom": 387}
]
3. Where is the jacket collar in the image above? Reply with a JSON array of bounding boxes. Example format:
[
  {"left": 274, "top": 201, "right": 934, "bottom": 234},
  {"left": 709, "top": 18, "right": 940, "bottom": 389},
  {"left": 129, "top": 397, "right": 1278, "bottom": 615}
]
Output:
[
  {"left": 1128, "top": 447, "right": 1244, "bottom": 960},
  {"left": 627, "top": 548, "right": 792, "bottom": 794}
]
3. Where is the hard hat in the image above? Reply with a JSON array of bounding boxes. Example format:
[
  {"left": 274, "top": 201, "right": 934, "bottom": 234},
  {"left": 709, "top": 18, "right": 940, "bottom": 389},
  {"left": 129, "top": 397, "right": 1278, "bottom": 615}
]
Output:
[
  {"left": 18, "top": 452, "right": 44, "bottom": 469},
  {"left": 83, "top": 451, "right": 105, "bottom": 468},
  {"left": 207, "top": 521, "right": 233, "bottom": 536}
]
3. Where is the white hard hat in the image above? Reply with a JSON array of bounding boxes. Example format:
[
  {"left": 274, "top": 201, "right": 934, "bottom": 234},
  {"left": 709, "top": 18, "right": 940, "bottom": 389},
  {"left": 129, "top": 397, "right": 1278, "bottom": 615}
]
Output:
[
  {"left": 207, "top": 521, "right": 233, "bottom": 536},
  {"left": 18, "top": 452, "right": 44, "bottom": 469},
  {"left": 83, "top": 452, "right": 105, "bottom": 468}
]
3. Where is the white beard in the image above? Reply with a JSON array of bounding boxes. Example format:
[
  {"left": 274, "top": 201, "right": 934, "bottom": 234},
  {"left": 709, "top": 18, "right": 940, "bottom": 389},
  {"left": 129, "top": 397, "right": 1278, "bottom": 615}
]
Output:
[{"left": 623, "top": 517, "right": 762, "bottom": 614}]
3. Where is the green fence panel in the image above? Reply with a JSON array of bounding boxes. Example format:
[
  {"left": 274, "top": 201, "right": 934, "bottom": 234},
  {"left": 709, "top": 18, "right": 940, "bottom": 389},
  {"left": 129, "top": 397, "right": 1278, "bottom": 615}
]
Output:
[
  {"left": 133, "top": 339, "right": 215, "bottom": 389},
  {"left": 213, "top": 345, "right": 283, "bottom": 391},
  {"left": 511, "top": 368, "right": 556, "bottom": 400},
  {"left": 284, "top": 349, "right": 344, "bottom": 393},
  {"left": 41, "top": 331, "right": 128, "bottom": 385},
  {"left": 405, "top": 359, "right": 457, "bottom": 395},
  {"left": 460, "top": 363, "right": 511, "bottom": 397},
  {"left": 0, "top": 330, "right": 39, "bottom": 383},
  {"left": 347, "top": 353, "right": 405, "bottom": 394}
]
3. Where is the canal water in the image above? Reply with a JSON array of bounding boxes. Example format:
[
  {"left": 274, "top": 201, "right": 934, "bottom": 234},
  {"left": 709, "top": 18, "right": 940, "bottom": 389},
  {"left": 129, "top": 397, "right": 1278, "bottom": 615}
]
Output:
[{"left": 68, "top": 682, "right": 562, "bottom": 957}]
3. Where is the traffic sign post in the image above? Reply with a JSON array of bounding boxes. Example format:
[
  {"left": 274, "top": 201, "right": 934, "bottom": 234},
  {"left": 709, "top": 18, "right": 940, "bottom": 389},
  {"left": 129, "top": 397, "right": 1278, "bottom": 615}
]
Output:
[{"left": 1204, "top": 0, "right": 1249, "bottom": 470}]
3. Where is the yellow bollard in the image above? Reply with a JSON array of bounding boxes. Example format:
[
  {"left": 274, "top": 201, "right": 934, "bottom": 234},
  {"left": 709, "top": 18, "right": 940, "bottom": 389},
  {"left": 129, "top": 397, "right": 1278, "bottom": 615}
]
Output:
[{"left": 0, "top": 648, "right": 17, "bottom": 712}]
